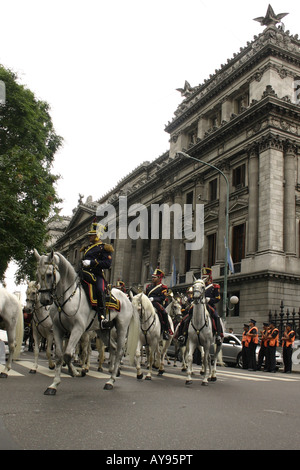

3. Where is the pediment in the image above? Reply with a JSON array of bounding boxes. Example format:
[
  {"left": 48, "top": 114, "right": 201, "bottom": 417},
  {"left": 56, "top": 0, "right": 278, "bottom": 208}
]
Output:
[
  {"left": 204, "top": 209, "right": 219, "bottom": 222},
  {"left": 67, "top": 205, "right": 96, "bottom": 232},
  {"left": 229, "top": 198, "right": 248, "bottom": 214}
]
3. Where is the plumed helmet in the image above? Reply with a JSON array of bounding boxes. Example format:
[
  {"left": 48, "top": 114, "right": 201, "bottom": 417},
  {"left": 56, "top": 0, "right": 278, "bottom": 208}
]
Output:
[
  {"left": 201, "top": 267, "right": 212, "bottom": 283},
  {"left": 152, "top": 268, "right": 164, "bottom": 279}
]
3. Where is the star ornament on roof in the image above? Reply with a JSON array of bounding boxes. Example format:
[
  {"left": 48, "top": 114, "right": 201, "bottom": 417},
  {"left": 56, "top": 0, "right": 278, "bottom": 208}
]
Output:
[{"left": 253, "top": 4, "right": 288, "bottom": 28}]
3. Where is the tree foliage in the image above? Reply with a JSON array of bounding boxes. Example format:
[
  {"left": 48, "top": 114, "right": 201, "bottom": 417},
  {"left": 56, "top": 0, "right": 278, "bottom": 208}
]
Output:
[{"left": 0, "top": 65, "right": 63, "bottom": 282}]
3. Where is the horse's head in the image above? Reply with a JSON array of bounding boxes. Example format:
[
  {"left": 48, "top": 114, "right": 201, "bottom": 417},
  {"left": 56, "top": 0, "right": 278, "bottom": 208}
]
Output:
[
  {"left": 34, "top": 249, "right": 60, "bottom": 306},
  {"left": 192, "top": 279, "right": 206, "bottom": 304},
  {"left": 24, "top": 281, "right": 40, "bottom": 313}
]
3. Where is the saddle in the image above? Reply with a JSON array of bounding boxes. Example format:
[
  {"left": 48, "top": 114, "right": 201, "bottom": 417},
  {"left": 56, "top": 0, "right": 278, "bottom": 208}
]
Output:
[{"left": 81, "top": 280, "right": 120, "bottom": 312}]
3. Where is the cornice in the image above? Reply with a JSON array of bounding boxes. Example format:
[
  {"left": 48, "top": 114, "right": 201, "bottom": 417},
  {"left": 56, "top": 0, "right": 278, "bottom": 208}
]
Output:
[{"left": 165, "top": 27, "right": 300, "bottom": 134}]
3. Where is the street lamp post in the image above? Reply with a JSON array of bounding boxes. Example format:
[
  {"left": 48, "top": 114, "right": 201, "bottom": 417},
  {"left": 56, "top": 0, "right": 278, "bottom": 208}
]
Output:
[{"left": 178, "top": 151, "right": 229, "bottom": 320}]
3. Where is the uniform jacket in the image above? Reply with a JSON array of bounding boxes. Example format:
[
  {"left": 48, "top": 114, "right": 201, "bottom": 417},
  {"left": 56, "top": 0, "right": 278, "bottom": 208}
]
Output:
[
  {"left": 145, "top": 283, "right": 168, "bottom": 306},
  {"left": 205, "top": 283, "right": 221, "bottom": 310},
  {"left": 82, "top": 242, "right": 113, "bottom": 276}
]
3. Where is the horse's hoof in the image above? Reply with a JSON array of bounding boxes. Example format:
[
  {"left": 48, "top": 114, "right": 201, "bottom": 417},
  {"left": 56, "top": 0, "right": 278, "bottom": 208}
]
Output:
[
  {"left": 145, "top": 376, "right": 152, "bottom": 380},
  {"left": 104, "top": 383, "right": 113, "bottom": 390},
  {"left": 98, "top": 367, "right": 103, "bottom": 372},
  {"left": 44, "top": 387, "right": 56, "bottom": 395},
  {"left": 0, "top": 372, "right": 8, "bottom": 378},
  {"left": 173, "top": 364, "right": 177, "bottom": 367},
  {"left": 29, "top": 369, "right": 37, "bottom": 374},
  {"left": 81, "top": 369, "right": 86, "bottom": 377},
  {"left": 201, "top": 381, "right": 209, "bottom": 386},
  {"left": 137, "top": 373, "right": 143, "bottom": 380},
  {"left": 181, "top": 367, "right": 187, "bottom": 372},
  {"left": 158, "top": 370, "right": 164, "bottom": 376},
  {"left": 49, "top": 365, "right": 55, "bottom": 370},
  {"left": 209, "top": 377, "right": 217, "bottom": 382},
  {"left": 200, "top": 371, "right": 205, "bottom": 375},
  {"left": 185, "top": 380, "right": 192, "bottom": 385},
  {"left": 117, "top": 368, "right": 121, "bottom": 377}
]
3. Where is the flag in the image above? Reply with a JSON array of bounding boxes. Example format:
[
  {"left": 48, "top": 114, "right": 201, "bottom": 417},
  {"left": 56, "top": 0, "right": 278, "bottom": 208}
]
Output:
[
  {"left": 225, "top": 237, "right": 234, "bottom": 274},
  {"left": 170, "top": 256, "right": 177, "bottom": 287}
]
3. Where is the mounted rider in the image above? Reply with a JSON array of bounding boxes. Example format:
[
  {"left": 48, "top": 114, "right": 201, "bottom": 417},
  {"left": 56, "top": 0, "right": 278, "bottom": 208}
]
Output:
[
  {"left": 177, "top": 267, "right": 223, "bottom": 345},
  {"left": 202, "top": 267, "right": 223, "bottom": 343},
  {"left": 81, "top": 219, "right": 114, "bottom": 329},
  {"left": 145, "top": 268, "right": 173, "bottom": 340}
]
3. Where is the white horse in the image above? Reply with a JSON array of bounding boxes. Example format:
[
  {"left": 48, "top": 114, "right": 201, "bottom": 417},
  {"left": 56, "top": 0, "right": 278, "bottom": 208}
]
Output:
[
  {"left": 24, "top": 281, "right": 55, "bottom": 373},
  {"left": 34, "top": 249, "right": 137, "bottom": 394},
  {"left": 0, "top": 287, "right": 24, "bottom": 378},
  {"left": 165, "top": 297, "right": 183, "bottom": 367},
  {"left": 130, "top": 292, "right": 165, "bottom": 380},
  {"left": 186, "top": 279, "right": 222, "bottom": 386}
]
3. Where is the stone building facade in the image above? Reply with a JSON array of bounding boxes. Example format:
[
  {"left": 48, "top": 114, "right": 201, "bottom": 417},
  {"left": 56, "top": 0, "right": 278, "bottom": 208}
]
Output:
[{"left": 54, "top": 7, "right": 300, "bottom": 331}]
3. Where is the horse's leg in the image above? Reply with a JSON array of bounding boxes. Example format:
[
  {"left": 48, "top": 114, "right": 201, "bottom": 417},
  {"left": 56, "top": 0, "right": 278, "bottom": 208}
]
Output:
[
  {"left": 158, "top": 337, "right": 171, "bottom": 375},
  {"left": 181, "top": 345, "right": 188, "bottom": 372},
  {"left": 96, "top": 337, "right": 105, "bottom": 371},
  {"left": 210, "top": 341, "right": 221, "bottom": 382},
  {"left": 63, "top": 327, "right": 86, "bottom": 378},
  {"left": 185, "top": 340, "right": 196, "bottom": 385},
  {"left": 201, "top": 346, "right": 210, "bottom": 386},
  {"left": 29, "top": 326, "right": 39, "bottom": 373},
  {"left": 46, "top": 333, "right": 55, "bottom": 370},
  {"left": 135, "top": 341, "right": 143, "bottom": 379},
  {"left": 44, "top": 328, "right": 64, "bottom": 395},
  {"left": 0, "top": 326, "right": 15, "bottom": 378},
  {"left": 104, "top": 326, "right": 126, "bottom": 390}
]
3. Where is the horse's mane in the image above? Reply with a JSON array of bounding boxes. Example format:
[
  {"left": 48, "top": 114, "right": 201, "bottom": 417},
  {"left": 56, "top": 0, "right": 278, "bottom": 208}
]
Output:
[{"left": 55, "top": 252, "right": 78, "bottom": 284}]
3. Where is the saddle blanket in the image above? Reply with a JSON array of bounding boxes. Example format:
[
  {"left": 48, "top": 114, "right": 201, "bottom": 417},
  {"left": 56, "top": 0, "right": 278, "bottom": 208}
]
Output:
[{"left": 82, "top": 280, "right": 120, "bottom": 312}]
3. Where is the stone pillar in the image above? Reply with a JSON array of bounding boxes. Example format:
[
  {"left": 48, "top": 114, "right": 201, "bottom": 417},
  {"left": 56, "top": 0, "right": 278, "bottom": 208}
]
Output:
[
  {"left": 171, "top": 188, "right": 183, "bottom": 280},
  {"left": 190, "top": 177, "right": 204, "bottom": 271},
  {"left": 258, "top": 135, "right": 284, "bottom": 253},
  {"left": 247, "top": 145, "right": 259, "bottom": 255},
  {"left": 134, "top": 237, "right": 144, "bottom": 284},
  {"left": 160, "top": 192, "right": 173, "bottom": 274},
  {"left": 284, "top": 141, "right": 297, "bottom": 255}
]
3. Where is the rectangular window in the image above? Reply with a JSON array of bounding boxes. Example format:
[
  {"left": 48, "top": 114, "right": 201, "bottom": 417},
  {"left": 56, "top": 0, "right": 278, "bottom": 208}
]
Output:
[
  {"left": 232, "top": 224, "right": 245, "bottom": 263},
  {"left": 232, "top": 164, "right": 245, "bottom": 189},
  {"left": 207, "top": 233, "right": 217, "bottom": 267},
  {"left": 209, "top": 179, "right": 217, "bottom": 201}
]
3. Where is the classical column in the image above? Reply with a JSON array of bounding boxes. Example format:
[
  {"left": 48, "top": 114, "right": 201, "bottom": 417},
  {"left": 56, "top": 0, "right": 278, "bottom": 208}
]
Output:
[
  {"left": 134, "top": 237, "right": 144, "bottom": 284},
  {"left": 284, "top": 141, "right": 297, "bottom": 255},
  {"left": 160, "top": 192, "right": 173, "bottom": 274},
  {"left": 247, "top": 145, "right": 259, "bottom": 255},
  {"left": 171, "top": 188, "right": 183, "bottom": 280},
  {"left": 258, "top": 134, "right": 284, "bottom": 253},
  {"left": 190, "top": 177, "right": 204, "bottom": 271}
]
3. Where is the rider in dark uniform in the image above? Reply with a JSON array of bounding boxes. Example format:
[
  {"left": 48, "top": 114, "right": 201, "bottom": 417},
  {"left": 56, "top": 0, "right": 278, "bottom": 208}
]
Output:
[
  {"left": 145, "top": 268, "right": 173, "bottom": 340},
  {"left": 177, "top": 267, "right": 223, "bottom": 345},
  {"left": 81, "top": 219, "right": 114, "bottom": 328},
  {"left": 202, "top": 267, "right": 223, "bottom": 343}
]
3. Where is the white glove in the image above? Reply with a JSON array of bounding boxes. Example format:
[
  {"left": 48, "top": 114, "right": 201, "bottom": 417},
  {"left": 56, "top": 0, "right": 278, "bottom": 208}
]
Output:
[
  {"left": 82, "top": 260, "right": 91, "bottom": 267},
  {"left": 149, "top": 297, "right": 154, "bottom": 302},
  {"left": 206, "top": 297, "right": 210, "bottom": 303}
]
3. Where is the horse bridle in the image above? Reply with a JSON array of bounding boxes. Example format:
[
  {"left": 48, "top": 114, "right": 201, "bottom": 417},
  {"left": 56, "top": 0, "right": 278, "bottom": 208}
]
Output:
[
  {"left": 138, "top": 297, "right": 156, "bottom": 343},
  {"left": 191, "top": 281, "right": 209, "bottom": 341}
]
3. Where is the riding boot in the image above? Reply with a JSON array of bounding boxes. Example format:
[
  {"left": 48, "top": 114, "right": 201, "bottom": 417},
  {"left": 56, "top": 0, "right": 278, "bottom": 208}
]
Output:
[{"left": 96, "top": 293, "right": 111, "bottom": 330}]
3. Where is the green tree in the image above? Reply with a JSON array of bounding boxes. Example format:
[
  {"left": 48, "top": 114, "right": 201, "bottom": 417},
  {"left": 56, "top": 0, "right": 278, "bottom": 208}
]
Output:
[{"left": 0, "top": 65, "right": 63, "bottom": 282}]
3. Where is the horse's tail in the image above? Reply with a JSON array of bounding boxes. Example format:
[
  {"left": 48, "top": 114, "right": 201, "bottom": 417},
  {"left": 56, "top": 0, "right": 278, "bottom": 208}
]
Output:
[
  {"left": 13, "top": 301, "right": 24, "bottom": 360},
  {"left": 126, "top": 306, "right": 140, "bottom": 365}
]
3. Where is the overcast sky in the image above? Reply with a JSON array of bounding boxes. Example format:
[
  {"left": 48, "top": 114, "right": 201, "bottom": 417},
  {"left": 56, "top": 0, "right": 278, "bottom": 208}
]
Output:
[{"left": 2, "top": 0, "right": 300, "bottom": 295}]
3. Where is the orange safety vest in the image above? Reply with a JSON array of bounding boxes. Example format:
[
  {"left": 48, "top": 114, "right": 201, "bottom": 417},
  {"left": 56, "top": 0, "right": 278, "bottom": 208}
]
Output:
[
  {"left": 269, "top": 327, "right": 279, "bottom": 347},
  {"left": 242, "top": 331, "right": 249, "bottom": 347},
  {"left": 282, "top": 330, "right": 295, "bottom": 348},
  {"left": 247, "top": 326, "right": 258, "bottom": 344}
]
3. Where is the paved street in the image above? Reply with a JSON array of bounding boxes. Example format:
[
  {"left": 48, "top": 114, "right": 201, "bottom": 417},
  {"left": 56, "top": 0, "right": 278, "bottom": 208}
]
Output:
[{"left": 1, "top": 348, "right": 300, "bottom": 451}]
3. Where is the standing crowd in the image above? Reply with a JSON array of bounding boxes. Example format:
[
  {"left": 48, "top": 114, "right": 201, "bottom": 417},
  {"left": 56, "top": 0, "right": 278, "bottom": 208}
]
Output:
[{"left": 241, "top": 319, "right": 296, "bottom": 373}]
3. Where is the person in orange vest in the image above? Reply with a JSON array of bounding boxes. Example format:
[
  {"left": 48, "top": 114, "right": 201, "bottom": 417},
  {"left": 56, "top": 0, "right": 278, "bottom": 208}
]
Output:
[
  {"left": 247, "top": 319, "right": 258, "bottom": 371},
  {"left": 257, "top": 322, "right": 269, "bottom": 371},
  {"left": 242, "top": 324, "right": 249, "bottom": 369},
  {"left": 265, "top": 321, "right": 279, "bottom": 373},
  {"left": 281, "top": 323, "right": 295, "bottom": 373}
]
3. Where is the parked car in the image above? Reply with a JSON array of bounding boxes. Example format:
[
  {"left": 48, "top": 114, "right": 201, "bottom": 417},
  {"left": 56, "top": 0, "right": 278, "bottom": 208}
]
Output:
[{"left": 214, "top": 332, "right": 283, "bottom": 369}]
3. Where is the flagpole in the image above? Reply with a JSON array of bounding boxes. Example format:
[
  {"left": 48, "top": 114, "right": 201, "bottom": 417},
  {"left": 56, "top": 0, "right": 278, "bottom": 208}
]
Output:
[{"left": 178, "top": 151, "right": 229, "bottom": 320}]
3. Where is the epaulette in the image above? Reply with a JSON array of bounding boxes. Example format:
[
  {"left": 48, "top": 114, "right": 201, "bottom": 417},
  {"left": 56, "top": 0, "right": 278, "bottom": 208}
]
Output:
[
  {"left": 104, "top": 243, "right": 114, "bottom": 253},
  {"left": 213, "top": 283, "right": 220, "bottom": 288}
]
